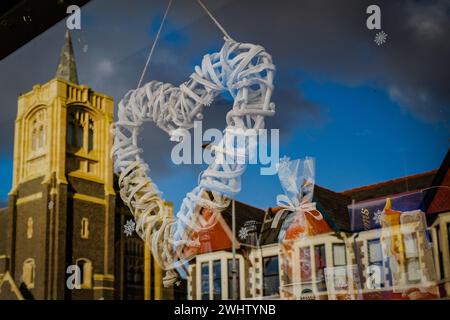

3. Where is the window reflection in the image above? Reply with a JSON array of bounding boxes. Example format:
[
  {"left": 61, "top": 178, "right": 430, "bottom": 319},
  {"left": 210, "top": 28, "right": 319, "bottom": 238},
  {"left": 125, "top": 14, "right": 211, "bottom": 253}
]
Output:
[
  {"left": 201, "top": 262, "right": 209, "bottom": 300},
  {"left": 314, "top": 245, "right": 327, "bottom": 292},
  {"left": 213, "top": 260, "right": 221, "bottom": 300},
  {"left": 263, "top": 256, "right": 279, "bottom": 296},
  {"left": 332, "top": 244, "right": 347, "bottom": 290},
  {"left": 404, "top": 233, "right": 420, "bottom": 283}
]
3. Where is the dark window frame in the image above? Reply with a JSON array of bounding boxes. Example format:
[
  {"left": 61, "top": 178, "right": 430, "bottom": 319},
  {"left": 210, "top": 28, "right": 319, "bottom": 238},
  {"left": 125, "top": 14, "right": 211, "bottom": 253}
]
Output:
[
  {"left": 212, "top": 260, "right": 221, "bottom": 300},
  {"left": 201, "top": 262, "right": 209, "bottom": 300},
  {"left": 314, "top": 244, "right": 327, "bottom": 292},
  {"left": 262, "top": 255, "right": 280, "bottom": 297}
]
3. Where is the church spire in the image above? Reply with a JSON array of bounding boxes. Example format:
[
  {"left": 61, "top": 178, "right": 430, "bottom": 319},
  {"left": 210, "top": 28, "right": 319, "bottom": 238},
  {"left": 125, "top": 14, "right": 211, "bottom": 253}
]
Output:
[{"left": 56, "top": 30, "right": 79, "bottom": 84}]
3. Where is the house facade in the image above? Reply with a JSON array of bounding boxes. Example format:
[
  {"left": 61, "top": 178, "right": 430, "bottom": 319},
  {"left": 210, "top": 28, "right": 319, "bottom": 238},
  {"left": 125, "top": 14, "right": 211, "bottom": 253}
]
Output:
[{"left": 187, "top": 151, "right": 450, "bottom": 300}]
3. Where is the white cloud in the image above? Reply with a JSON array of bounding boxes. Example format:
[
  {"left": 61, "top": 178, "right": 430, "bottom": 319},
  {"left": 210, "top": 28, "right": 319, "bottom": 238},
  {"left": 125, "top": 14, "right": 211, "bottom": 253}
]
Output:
[
  {"left": 407, "top": 2, "right": 448, "bottom": 42},
  {"left": 96, "top": 58, "right": 114, "bottom": 75}
]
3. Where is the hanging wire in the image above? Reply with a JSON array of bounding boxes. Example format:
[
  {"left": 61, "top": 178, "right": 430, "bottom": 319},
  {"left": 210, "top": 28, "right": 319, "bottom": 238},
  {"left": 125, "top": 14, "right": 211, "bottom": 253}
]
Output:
[
  {"left": 137, "top": 0, "right": 173, "bottom": 89},
  {"left": 137, "top": 0, "right": 236, "bottom": 89},
  {"left": 195, "top": 0, "right": 235, "bottom": 42}
]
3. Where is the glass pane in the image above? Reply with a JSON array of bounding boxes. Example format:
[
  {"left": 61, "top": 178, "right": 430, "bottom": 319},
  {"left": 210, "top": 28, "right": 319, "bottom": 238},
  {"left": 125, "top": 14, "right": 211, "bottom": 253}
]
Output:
[
  {"left": 299, "top": 247, "right": 312, "bottom": 282},
  {"left": 368, "top": 239, "right": 382, "bottom": 263},
  {"left": 201, "top": 262, "right": 209, "bottom": 300},
  {"left": 367, "top": 238, "right": 385, "bottom": 288},
  {"left": 38, "top": 126, "right": 44, "bottom": 148},
  {"left": 77, "top": 124, "right": 84, "bottom": 148},
  {"left": 32, "top": 129, "right": 37, "bottom": 150},
  {"left": 333, "top": 267, "right": 348, "bottom": 290},
  {"left": 314, "top": 245, "right": 327, "bottom": 292},
  {"left": 333, "top": 244, "right": 346, "bottom": 266},
  {"left": 88, "top": 128, "right": 94, "bottom": 151},
  {"left": 67, "top": 123, "right": 74, "bottom": 146},
  {"left": 227, "top": 259, "right": 240, "bottom": 299},
  {"left": 404, "top": 234, "right": 419, "bottom": 258},
  {"left": 263, "top": 256, "right": 279, "bottom": 296},
  {"left": 213, "top": 260, "right": 221, "bottom": 300},
  {"left": 407, "top": 258, "right": 421, "bottom": 282}
]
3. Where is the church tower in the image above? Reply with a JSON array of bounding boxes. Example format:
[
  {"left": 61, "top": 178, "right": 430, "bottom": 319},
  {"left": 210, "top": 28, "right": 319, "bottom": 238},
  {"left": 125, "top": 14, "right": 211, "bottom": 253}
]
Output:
[{"left": 3, "top": 31, "right": 116, "bottom": 299}]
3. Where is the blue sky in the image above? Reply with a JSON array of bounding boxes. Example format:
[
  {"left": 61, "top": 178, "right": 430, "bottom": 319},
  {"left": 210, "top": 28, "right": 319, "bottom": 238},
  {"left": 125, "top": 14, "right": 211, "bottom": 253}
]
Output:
[
  {"left": 0, "top": 0, "right": 449, "bottom": 209},
  {"left": 152, "top": 76, "right": 448, "bottom": 208}
]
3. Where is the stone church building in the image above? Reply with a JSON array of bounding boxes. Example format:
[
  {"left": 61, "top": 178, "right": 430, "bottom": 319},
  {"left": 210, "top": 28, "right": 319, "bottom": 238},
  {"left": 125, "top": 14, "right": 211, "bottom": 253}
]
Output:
[{"left": 0, "top": 31, "right": 183, "bottom": 300}]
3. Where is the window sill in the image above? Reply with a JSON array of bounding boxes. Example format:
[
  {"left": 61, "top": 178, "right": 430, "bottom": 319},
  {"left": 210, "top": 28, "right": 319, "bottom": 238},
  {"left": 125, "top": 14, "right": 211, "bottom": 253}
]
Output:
[
  {"left": 68, "top": 171, "right": 103, "bottom": 184},
  {"left": 27, "top": 152, "right": 46, "bottom": 162},
  {"left": 67, "top": 149, "right": 99, "bottom": 161}
]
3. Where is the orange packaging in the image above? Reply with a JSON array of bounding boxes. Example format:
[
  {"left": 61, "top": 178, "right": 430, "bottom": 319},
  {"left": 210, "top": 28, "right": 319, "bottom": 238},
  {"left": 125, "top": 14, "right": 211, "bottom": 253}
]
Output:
[{"left": 284, "top": 208, "right": 332, "bottom": 241}]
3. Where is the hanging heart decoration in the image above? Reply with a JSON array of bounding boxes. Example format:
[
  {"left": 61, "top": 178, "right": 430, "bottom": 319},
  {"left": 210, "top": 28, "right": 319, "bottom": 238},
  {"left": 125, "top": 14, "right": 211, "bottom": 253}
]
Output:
[{"left": 112, "top": 39, "right": 275, "bottom": 286}]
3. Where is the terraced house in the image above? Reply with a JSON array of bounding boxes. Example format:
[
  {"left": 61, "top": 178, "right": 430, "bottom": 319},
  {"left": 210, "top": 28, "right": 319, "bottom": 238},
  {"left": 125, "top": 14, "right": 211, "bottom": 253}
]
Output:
[
  {"left": 0, "top": 30, "right": 448, "bottom": 302},
  {"left": 187, "top": 151, "right": 450, "bottom": 300}
]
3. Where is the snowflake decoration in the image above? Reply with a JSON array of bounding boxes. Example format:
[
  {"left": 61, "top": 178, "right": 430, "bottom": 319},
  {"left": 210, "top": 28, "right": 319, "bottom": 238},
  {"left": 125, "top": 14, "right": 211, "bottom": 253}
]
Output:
[
  {"left": 374, "top": 31, "right": 388, "bottom": 46},
  {"left": 238, "top": 227, "right": 249, "bottom": 240},
  {"left": 124, "top": 219, "right": 136, "bottom": 237},
  {"left": 373, "top": 209, "right": 383, "bottom": 225}
]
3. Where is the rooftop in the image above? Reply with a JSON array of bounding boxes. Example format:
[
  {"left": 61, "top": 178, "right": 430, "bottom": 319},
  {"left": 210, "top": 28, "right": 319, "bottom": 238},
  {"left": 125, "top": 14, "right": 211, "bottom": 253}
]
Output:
[{"left": 342, "top": 170, "right": 437, "bottom": 202}]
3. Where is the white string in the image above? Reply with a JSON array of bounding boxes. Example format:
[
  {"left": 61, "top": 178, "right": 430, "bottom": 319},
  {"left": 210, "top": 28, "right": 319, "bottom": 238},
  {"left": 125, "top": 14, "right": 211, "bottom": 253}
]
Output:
[
  {"left": 137, "top": 0, "right": 173, "bottom": 89},
  {"left": 195, "top": 0, "right": 234, "bottom": 42}
]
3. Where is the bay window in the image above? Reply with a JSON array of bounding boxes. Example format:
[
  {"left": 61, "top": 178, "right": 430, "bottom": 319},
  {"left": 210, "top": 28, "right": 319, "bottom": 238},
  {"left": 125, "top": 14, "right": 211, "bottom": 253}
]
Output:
[{"left": 196, "top": 253, "right": 244, "bottom": 300}]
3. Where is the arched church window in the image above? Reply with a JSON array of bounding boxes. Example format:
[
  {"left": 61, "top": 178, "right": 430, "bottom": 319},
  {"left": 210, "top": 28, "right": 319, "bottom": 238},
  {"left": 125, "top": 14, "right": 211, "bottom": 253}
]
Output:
[
  {"left": 134, "top": 267, "right": 143, "bottom": 283},
  {"left": 22, "top": 258, "right": 36, "bottom": 289},
  {"left": 124, "top": 238, "right": 144, "bottom": 286},
  {"left": 76, "top": 258, "right": 93, "bottom": 289},
  {"left": 67, "top": 109, "right": 95, "bottom": 152},
  {"left": 126, "top": 266, "right": 134, "bottom": 282},
  {"left": 32, "top": 127, "right": 37, "bottom": 151},
  {"left": 30, "top": 109, "right": 46, "bottom": 153}
]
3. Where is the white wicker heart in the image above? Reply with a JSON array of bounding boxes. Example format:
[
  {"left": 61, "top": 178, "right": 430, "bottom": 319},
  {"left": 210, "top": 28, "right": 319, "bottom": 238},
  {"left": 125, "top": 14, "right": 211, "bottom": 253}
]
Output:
[{"left": 112, "top": 39, "right": 275, "bottom": 286}]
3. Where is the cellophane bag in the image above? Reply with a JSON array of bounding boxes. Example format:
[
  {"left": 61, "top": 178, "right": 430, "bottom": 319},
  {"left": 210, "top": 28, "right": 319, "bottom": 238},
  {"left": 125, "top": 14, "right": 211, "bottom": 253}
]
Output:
[
  {"left": 275, "top": 157, "right": 332, "bottom": 299},
  {"left": 380, "top": 199, "right": 439, "bottom": 299}
]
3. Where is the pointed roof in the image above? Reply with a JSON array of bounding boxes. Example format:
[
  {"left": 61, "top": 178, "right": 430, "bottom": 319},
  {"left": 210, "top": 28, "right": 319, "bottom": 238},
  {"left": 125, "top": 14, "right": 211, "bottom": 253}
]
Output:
[{"left": 55, "top": 30, "right": 79, "bottom": 84}]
